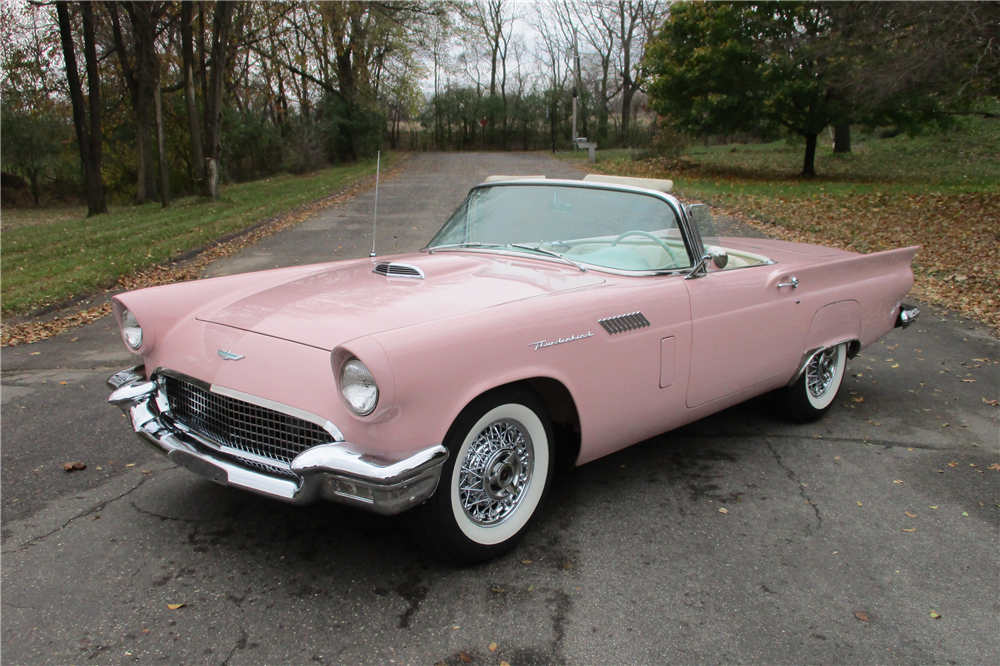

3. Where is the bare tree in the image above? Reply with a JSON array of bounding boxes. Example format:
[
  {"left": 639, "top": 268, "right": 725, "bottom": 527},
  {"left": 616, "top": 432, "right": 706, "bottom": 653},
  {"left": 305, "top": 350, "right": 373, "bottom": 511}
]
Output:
[{"left": 55, "top": 1, "right": 106, "bottom": 215}]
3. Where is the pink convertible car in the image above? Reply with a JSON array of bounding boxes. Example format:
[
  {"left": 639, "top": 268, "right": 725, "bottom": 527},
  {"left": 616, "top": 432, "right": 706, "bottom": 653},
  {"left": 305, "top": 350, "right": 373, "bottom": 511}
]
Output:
[{"left": 108, "top": 175, "right": 919, "bottom": 564}]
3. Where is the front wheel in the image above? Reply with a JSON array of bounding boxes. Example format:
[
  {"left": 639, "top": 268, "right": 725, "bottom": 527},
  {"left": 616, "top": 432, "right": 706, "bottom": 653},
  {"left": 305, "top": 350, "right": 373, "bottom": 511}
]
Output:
[
  {"left": 776, "top": 343, "right": 847, "bottom": 423},
  {"left": 407, "top": 389, "right": 553, "bottom": 565}
]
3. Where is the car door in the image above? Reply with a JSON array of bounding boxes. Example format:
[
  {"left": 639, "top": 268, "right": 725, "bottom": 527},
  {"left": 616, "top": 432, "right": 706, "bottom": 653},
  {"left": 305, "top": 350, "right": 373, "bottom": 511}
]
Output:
[{"left": 683, "top": 263, "right": 808, "bottom": 408}]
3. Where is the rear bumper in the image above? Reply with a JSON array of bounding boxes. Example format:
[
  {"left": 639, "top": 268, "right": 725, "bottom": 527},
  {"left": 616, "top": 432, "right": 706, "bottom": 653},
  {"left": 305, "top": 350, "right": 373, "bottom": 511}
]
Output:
[
  {"left": 896, "top": 303, "right": 921, "bottom": 329},
  {"left": 107, "top": 367, "right": 448, "bottom": 515}
]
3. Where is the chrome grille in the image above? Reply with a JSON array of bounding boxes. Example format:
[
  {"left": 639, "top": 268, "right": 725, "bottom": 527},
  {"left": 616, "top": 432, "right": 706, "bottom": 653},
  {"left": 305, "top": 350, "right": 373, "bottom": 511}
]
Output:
[
  {"left": 163, "top": 376, "right": 334, "bottom": 466},
  {"left": 599, "top": 311, "right": 651, "bottom": 335},
  {"left": 373, "top": 262, "right": 424, "bottom": 279}
]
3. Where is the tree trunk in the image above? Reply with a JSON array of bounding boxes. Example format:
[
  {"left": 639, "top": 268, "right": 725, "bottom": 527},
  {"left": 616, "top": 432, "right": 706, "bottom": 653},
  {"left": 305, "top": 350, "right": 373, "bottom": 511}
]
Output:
[
  {"left": 81, "top": 2, "right": 106, "bottom": 214},
  {"left": 56, "top": 1, "right": 106, "bottom": 216},
  {"left": 154, "top": 84, "right": 170, "bottom": 207},
  {"left": 802, "top": 132, "right": 818, "bottom": 177},
  {"left": 30, "top": 173, "right": 40, "bottom": 205},
  {"left": 180, "top": 2, "right": 205, "bottom": 186},
  {"left": 834, "top": 124, "right": 851, "bottom": 153},
  {"left": 202, "top": 1, "right": 234, "bottom": 199}
]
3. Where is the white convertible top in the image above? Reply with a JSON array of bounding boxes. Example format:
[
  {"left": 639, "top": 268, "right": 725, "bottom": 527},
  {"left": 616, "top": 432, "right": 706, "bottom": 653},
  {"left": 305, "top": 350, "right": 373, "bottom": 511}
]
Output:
[
  {"left": 482, "top": 173, "right": 673, "bottom": 193},
  {"left": 583, "top": 173, "right": 673, "bottom": 193},
  {"left": 483, "top": 175, "right": 547, "bottom": 182}
]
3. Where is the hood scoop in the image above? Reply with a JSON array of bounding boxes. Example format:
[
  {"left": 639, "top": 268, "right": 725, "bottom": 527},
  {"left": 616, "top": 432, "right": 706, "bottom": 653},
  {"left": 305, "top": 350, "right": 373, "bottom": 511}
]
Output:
[{"left": 373, "top": 262, "right": 424, "bottom": 279}]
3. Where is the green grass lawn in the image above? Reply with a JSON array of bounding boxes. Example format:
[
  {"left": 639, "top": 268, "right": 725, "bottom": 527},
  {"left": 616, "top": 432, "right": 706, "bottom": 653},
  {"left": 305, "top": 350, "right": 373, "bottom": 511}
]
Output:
[{"left": 1, "top": 157, "right": 392, "bottom": 316}]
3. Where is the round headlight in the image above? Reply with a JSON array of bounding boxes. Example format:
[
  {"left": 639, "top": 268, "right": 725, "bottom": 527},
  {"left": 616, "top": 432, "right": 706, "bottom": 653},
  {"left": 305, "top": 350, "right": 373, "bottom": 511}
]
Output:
[
  {"left": 121, "top": 308, "right": 143, "bottom": 350},
  {"left": 340, "top": 357, "right": 378, "bottom": 416}
]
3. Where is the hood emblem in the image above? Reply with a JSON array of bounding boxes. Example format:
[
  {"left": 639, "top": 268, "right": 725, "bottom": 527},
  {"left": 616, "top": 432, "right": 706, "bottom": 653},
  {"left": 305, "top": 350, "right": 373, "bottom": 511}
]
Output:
[{"left": 218, "top": 350, "right": 245, "bottom": 361}]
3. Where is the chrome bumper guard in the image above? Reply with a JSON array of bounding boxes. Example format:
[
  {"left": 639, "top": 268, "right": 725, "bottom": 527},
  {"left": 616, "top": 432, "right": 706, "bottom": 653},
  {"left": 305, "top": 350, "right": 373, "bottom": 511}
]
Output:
[
  {"left": 107, "top": 367, "right": 448, "bottom": 515},
  {"left": 896, "top": 303, "right": 920, "bottom": 329}
]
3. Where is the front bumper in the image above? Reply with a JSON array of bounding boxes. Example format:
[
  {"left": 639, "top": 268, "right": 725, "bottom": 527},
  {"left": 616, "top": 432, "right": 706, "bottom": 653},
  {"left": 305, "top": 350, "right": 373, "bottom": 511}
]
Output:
[{"left": 107, "top": 367, "right": 448, "bottom": 515}]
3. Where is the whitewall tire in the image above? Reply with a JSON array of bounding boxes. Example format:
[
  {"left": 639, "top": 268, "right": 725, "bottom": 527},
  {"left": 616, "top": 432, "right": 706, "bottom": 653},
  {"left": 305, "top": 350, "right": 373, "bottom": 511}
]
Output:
[
  {"left": 407, "top": 389, "right": 554, "bottom": 565},
  {"left": 777, "top": 342, "right": 848, "bottom": 423}
]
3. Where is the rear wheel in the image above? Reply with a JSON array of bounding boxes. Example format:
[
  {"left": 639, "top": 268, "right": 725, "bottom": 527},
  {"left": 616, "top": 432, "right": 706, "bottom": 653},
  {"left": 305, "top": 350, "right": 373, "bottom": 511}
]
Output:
[
  {"left": 777, "top": 343, "right": 847, "bottom": 423},
  {"left": 407, "top": 389, "right": 553, "bottom": 565}
]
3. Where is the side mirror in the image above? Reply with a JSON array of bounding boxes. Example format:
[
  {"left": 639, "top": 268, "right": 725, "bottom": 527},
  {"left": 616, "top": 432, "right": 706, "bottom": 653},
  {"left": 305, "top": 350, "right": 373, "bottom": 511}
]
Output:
[{"left": 706, "top": 245, "right": 729, "bottom": 269}]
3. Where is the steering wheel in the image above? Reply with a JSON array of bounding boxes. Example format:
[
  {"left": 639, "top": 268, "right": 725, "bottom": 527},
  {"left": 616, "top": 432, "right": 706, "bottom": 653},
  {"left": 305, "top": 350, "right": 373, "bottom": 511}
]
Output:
[{"left": 611, "top": 230, "right": 684, "bottom": 266}]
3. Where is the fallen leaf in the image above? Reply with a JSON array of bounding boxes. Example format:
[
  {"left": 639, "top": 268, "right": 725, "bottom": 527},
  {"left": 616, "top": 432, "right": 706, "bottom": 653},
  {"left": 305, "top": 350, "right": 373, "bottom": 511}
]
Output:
[
  {"left": 126, "top": 463, "right": 136, "bottom": 467},
  {"left": 501, "top": 662, "right": 512, "bottom": 666},
  {"left": 982, "top": 398, "right": 998, "bottom": 406},
  {"left": 893, "top": 480, "right": 903, "bottom": 484},
  {"left": 891, "top": 364, "right": 899, "bottom": 368},
  {"left": 902, "top": 528, "right": 916, "bottom": 532},
  {"left": 929, "top": 611, "right": 941, "bottom": 619},
  {"left": 488, "top": 642, "right": 498, "bottom": 652},
  {"left": 30, "top": 352, "right": 40, "bottom": 355},
  {"left": 491, "top": 586, "right": 505, "bottom": 594},
  {"left": 857, "top": 501, "right": 863, "bottom": 506},
  {"left": 960, "top": 379, "right": 975, "bottom": 383},
  {"left": 961, "top": 512, "right": 969, "bottom": 517},
  {"left": 562, "top": 561, "right": 574, "bottom": 570},
  {"left": 851, "top": 396, "right": 865, "bottom": 403},
  {"left": 718, "top": 507, "right": 729, "bottom": 514},
  {"left": 460, "top": 653, "right": 473, "bottom": 663},
  {"left": 59, "top": 381, "right": 67, "bottom": 385},
  {"left": 988, "top": 463, "right": 1000, "bottom": 471},
  {"left": 930, "top": 505, "right": 939, "bottom": 509},
  {"left": 141, "top": 469, "right": 151, "bottom": 474},
  {"left": 527, "top": 584, "right": 534, "bottom": 592},
  {"left": 62, "top": 461, "right": 86, "bottom": 472},
  {"left": 520, "top": 559, "right": 533, "bottom": 565},
  {"left": 166, "top": 604, "right": 186, "bottom": 610},
  {"left": 905, "top": 511, "right": 918, "bottom": 518},
  {"left": 855, "top": 611, "right": 869, "bottom": 622},
  {"left": 947, "top": 462, "right": 958, "bottom": 467}
]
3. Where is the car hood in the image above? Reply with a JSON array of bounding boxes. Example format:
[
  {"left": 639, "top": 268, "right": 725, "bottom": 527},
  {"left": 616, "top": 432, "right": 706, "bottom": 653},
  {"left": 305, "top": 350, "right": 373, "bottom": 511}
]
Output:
[{"left": 196, "top": 253, "right": 606, "bottom": 350}]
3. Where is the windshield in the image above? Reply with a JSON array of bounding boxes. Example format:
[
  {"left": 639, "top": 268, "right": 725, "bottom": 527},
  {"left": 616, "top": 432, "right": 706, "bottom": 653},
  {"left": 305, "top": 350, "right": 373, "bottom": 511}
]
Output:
[{"left": 427, "top": 183, "right": 692, "bottom": 272}]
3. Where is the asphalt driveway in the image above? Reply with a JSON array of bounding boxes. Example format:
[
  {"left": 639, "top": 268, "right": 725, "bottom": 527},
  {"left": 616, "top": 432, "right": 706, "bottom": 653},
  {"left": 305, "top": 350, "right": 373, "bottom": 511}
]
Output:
[{"left": 2, "top": 152, "right": 997, "bottom": 665}]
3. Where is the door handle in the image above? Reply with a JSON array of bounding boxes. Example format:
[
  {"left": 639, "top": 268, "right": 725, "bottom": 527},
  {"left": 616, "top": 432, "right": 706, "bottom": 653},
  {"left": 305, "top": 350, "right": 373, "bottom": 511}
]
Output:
[{"left": 778, "top": 276, "right": 799, "bottom": 289}]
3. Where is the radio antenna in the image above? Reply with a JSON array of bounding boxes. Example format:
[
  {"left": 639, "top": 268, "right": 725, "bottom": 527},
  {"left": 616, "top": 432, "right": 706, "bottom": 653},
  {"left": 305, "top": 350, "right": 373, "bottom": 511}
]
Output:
[{"left": 370, "top": 151, "right": 381, "bottom": 258}]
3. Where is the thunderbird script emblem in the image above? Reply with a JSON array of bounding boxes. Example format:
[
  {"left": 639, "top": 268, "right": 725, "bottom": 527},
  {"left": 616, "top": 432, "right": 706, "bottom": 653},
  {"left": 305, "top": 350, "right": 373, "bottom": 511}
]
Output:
[{"left": 217, "top": 350, "right": 245, "bottom": 361}]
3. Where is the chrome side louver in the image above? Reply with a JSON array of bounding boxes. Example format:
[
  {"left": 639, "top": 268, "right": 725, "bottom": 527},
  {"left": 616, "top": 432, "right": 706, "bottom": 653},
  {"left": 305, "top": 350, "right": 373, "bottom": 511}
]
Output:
[
  {"left": 598, "top": 311, "right": 650, "bottom": 335},
  {"left": 373, "top": 262, "right": 425, "bottom": 279}
]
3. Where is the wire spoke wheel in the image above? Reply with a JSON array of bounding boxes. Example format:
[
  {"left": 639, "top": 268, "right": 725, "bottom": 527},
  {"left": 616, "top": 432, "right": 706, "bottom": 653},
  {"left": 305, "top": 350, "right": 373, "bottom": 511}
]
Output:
[
  {"left": 406, "top": 389, "right": 553, "bottom": 565},
  {"left": 806, "top": 347, "right": 839, "bottom": 399},
  {"left": 777, "top": 342, "right": 848, "bottom": 423},
  {"left": 459, "top": 420, "right": 534, "bottom": 526}
]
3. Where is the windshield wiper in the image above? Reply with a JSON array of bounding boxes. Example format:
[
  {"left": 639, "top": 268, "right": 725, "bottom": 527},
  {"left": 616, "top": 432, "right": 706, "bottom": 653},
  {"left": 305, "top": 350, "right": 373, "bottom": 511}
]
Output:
[
  {"left": 424, "top": 242, "right": 587, "bottom": 272},
  {"left": 506, "top": 243, "right": 588, "bottom": 272}
]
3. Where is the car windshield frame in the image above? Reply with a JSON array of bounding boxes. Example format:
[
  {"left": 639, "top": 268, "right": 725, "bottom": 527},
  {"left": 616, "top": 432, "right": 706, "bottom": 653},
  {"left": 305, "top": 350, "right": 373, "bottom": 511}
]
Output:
[{"left": 425, "top": 180, "right": 705, "bottom": 276}]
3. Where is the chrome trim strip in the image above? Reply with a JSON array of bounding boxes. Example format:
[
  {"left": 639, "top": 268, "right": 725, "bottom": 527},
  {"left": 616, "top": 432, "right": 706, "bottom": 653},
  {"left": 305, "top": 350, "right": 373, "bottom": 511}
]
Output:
[{"left": 107, "top": 371, "right": 449, "bottom": 514}]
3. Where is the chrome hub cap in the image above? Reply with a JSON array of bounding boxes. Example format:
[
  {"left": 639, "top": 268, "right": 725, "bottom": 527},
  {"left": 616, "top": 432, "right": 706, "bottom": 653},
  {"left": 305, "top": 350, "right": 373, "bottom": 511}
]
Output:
[
  {"left": 459, "top": 420, "right": 533, "bottom": 526},
  {"left": 806, "top": 347, "right": 838, "bottom": 398}
]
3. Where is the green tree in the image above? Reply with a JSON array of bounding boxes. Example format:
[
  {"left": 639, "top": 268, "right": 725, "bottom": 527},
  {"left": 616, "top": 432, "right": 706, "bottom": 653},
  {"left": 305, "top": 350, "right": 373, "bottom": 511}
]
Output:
[{"left": 646, "top": 2, "right": 849, "bottom": 176}]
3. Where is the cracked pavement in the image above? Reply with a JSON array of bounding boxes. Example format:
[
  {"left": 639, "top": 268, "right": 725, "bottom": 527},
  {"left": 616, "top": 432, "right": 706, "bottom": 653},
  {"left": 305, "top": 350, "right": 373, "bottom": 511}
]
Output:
[{"left": 2, "top": 153, "right": 998, "bottom": 665}]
